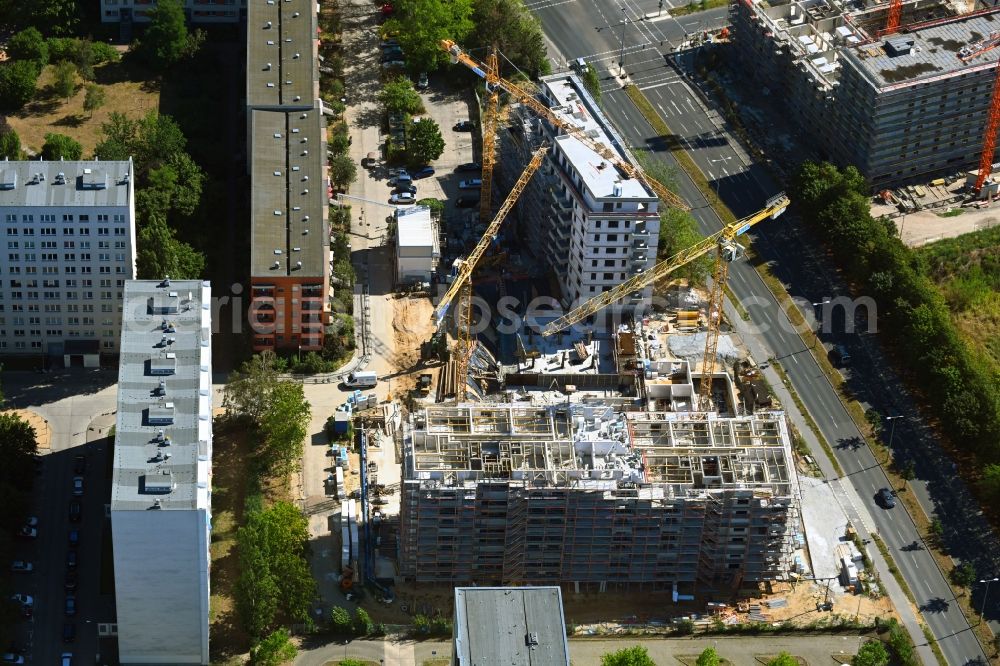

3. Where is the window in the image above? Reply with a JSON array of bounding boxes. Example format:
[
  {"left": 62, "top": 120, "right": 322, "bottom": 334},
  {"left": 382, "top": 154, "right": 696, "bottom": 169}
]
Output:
[
  {"left": 79, "top": 215, "right": 88, "bottom": 222},
  {"left": 62, "top": 215, "right": 74, "bottom": 222},
  {"left": 114, "top": 228, "right": 126, "bottom": 236},
  {"left": 63, "top": 228, "right": 74, "bottom": 235},
  {"left": 98, "top": 228, "right": 109, "bottom": 236},
  {"left": 604, "top": 259, "right": 615, "bottom": 266},
  {"left": 97, "top": 214, "right": 109, "bottom": 222},
  {"left": 21, "top": 215, "right": 33, "bottom": 223},
  {"left": 6, "top": 229, "right": 16, "bottom": 236},
  {"left": 603, "top": 273, "right": 613, "bottom": 280},
  {"left": 592, "top": 234, "right": 600, "bottom": 242},
  {"left": 607, "top": 234, "right": 618, "bottom": 241},
  {"left": 608, "top": 220, "right": 619, "bottom": 228},
  {"left": 7, "top": 242, "right": 17, "bottom": 249},
  {"left": 40, "top": 228, "right": 56, "bottom": 236},
  {"left": 591, "top": 260, "right": 597, "bottom": 267}
]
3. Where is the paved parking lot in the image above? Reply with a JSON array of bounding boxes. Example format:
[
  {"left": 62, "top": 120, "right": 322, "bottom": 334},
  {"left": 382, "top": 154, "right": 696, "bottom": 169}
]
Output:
[{"left": 5, "top": 371, "right": 118, "bottom": 665}]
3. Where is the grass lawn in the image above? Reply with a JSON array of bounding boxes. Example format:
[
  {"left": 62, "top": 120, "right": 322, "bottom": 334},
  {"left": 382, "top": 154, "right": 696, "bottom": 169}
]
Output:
[
  {"left": 671, "top": 0, "right": 728, "bottom": 16},
  {"left": 324, "top": 661, "right": 381, "bottom": 666},
  {"left": 754, "top": 656, "right": 807, "bottom": 665},
  {"left": 677, "top": 656, "right": 734, "bottom": 666},
  {"left": 8, "top": 56, "right": 160, "bottom": 157},
  {"left": 208, "top": 418, "right": 253, "bottom": 662}
]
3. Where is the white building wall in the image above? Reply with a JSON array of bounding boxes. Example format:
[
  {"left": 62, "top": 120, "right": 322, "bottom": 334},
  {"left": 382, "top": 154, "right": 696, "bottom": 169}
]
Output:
[
  {"left": 0, "top": 175, "right": 137, "bottom": 359},
  {"left": 112, "top": 509, "right": 211, "bottom": 664}
]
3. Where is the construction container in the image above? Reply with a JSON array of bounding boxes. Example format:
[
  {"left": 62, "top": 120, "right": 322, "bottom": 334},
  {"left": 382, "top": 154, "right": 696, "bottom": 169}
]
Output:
[{"left": 332, "top": 411, "right": 351, "bottom": 435}]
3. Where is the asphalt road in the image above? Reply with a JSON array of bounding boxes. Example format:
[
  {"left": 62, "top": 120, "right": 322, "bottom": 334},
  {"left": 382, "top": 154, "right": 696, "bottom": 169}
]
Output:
[{"left": 530, "top": 2, "right": 990, "bottom": 663}]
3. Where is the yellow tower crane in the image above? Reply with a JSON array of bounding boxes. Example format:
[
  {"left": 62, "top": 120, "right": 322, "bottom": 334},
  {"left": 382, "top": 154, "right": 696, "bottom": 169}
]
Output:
[
  {"left": 541, "top": 193, "right": 790, "bottom": 408},
  {"left": 440, "top": 39, "right": 690, "bottom": 212},
  {"left": 480, "top": 49, "right": 501, "bottom": 225},
  {"left": 433, "top": 145, "right": 550, "bottom": 401}
]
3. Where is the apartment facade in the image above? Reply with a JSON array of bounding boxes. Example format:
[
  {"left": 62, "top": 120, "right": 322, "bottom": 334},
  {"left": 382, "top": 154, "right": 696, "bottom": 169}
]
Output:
[
  {"left": 100, "top": 0, "right": 246, "bottom": 23},
  {"left": 112, "top": 278, "right": 213, "bottom": 664},
  {"left": 730, "top": 0, "right": 1000, "bottom": 187},
  {"left": 399, "top": 405, "right": 798, "bottom": 592},
  {"left": 498, "top": 75, "right": 660, "bottom": 322},
  {"left": 246, "top": 0, "right": 330, "bottom": 353},
  {"left": 0, "top": 160, "right": 136, "bottom": 366}
]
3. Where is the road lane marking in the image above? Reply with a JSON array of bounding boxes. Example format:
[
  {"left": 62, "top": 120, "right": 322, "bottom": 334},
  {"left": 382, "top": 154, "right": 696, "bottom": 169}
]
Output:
[
  {"left": 671, "top": 100, "right": 681, "bottom": 114},
  {"left": 633, "top": 125, "right": 642, "bottom": 137}
]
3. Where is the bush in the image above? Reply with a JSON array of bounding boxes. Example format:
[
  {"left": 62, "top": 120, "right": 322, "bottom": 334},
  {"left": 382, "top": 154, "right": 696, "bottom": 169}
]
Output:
[
  {"left": 41, "top": 133, "right": 83, "bottom": 160},
  {"left": 674, "top": 618, "right": 695, "bottom": 635},
  {"left": 0, "top": 60, "right": 40, "bottom": 110},
  {"left": 354, "top": 607, "right": 375, "bottom": 635},
  {"left": 330, "top": 605, "right": 353, "bottom": 634},
  {"left": 412, "top": 613, "right": 431, "bottom": 635},
  {"left": 8, "top": 28, "right": 49, "bottom": 67}
]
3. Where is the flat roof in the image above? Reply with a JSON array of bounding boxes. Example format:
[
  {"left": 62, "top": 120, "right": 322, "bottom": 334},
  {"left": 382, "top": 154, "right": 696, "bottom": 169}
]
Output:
[
  {"left": 396, "top": 206, "right": 434, "bottom": 248},
  {"left": 112, "top": 279, "right": 212, "bottom": 512},
  {"left": 246, "top": 0, "right": 318, "bottom": 109},
  {"left": 0, "top": 160, "right": 133, "bottom": 208},
  {"left": 541, "top": 75, "right": 651, "bottom": 200},
  {"left": 250, "top": 108, "right": 327, "bottom": 277},
  {"left": 845, "top": 9, "right": 1000, "bottom": 88},
  {"left": 453, "top": 587, "right": 570, "bottom": 666}
]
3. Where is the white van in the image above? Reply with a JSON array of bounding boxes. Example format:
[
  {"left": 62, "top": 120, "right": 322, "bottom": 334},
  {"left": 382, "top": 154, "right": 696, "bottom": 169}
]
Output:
[{"left": 344, "top": 371, "right": 378, "bottom": 388}]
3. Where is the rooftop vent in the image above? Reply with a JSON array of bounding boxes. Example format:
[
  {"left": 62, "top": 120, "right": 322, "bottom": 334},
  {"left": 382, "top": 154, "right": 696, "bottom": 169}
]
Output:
[
  {"left": 142, "top": 470, "right": 174, "bottom": 495},
  {"left": 884, "top": 36, "right": 915, "bottom": 56},
  {"left": 0, "top": 170, "right": 16, "bottom": 190},
  {"left": 264, "top": 20, "right": 272, "bottom": 28},
  {"left": 272, "top": 260, "right": 280, "bottom": 269},
  {"left": 274, "top": 249, "right": 283, "bottom": 255},
  {"left": 54, "top": 172, "right": 66, "bottom": 184},
  {"left": 295, "top": 260, "right": 302, "bottom": 269}
]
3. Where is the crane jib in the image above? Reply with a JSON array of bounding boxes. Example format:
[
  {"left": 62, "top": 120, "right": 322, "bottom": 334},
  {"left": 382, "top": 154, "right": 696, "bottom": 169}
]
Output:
[
  {"left": 472, "top": 67, "right": 486, "bottom": 79},
  {"left": 736, "top": 222, "right": 752, "bottom": 236}
]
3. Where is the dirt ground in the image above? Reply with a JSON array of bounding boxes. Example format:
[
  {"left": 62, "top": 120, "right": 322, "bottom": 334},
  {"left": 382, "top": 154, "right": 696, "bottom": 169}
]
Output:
[
  {"left": 870, "top": 200, "right": 1000, "bottom": 247},
  {"left": 9, "top": 60, "right": 160, "bottom": 156},
  {"left": 389, "top": 295, "right": 437, "bottom": 397}
]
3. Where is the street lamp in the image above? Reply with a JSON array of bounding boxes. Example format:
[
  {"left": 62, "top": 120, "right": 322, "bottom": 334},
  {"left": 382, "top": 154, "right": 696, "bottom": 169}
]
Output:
[
  {"left": 618, "top": 8, "right": 629, "bottom": 78},
  {"left": 884, "top": 415, "right": 903, "bottom": 465},
  {"left": 979, "top": 577, "right": 999, "bottom": 626}
]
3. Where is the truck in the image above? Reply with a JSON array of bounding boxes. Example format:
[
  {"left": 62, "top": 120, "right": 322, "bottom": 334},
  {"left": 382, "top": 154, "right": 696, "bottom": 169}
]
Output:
[{"left": 343, "top": 370, "right": 378, "bottom": 389}]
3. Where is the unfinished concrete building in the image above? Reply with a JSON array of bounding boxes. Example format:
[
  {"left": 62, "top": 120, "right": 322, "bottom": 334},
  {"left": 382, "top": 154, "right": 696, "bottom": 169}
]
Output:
[
  {"left": 398, "top": 405, "right": 798, "bottom": 593},
  {"left": 730, "top": 0, "right": 1000, "bottom": 187}
]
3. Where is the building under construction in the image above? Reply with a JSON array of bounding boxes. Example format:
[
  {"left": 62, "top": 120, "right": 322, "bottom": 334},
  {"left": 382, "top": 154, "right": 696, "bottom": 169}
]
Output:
[
  {"left": 730, "top": 0, "right": 1000, "bottom": 187},
  {"left": 398, "top": 405, "right": 798, "bottom": 593}
]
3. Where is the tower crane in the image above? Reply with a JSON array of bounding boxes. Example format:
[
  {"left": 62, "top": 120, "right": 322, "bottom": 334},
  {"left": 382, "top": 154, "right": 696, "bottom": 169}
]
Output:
[
  {"left": 881, "top": 0, "right": 902, "bottom": 37},
  {"left": 541, "top": 193, "right": 790, "bottom": 408},
  {"left": 433, "top": 145, "right": 550, "bottom": 401},
  {"left": 480, "top": 49, "right": 501, "bottom": 225},
  {"left": 960, "top": 36, "right": 1000, "bottom": 192},
  {"left": 440, "top": 40, "right": 690, "bottom": 212}
]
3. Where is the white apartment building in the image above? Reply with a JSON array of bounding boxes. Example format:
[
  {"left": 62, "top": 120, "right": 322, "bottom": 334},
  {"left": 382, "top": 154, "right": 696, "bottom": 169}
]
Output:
[
  {"left": 112, "top": 278, "right": 212, "bottom": 664},
  {"left": 0, "top": 160, "right": 137, "bottom": 367},
  {"left": 500, "top": 75, "right": 660, "bottom": 324},
  {"left": 100, "top": 0, "right": 246, "bottom": 23}
]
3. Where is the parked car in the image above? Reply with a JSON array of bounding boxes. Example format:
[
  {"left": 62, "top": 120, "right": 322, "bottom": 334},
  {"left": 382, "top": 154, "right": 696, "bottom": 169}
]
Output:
[
  {"left": 456, "top": 195, "right": 480, "bottom": 208},
  {"left": 63, "top": 623, "right": 76, "bottom": 643},
  {"left": 68, "top": 500, "right": 81, "bottom": 523},
  {"left": 381, "top": 60, "right": 406, "bottom": 71},
  {"left": 456, "top": 162, "right": 481, "bottom": 172},
  {"left": 380, "top": 38, "right": 399, "bottom": 49},
  {"left": 1, "top": 654, "right": 24, "bottom": 665},
  {"left": 17, "top": 526, "right": 36, "bottom": 539},
  {"left": 73, "top": 455, "right": 86, "bottom": 475},
  {"left": 68, "top": 529, "right": 80, "bottom": 547},
  {"left": 453, "top": 120, "right": 476, "bottom": 131},
  {"left": 380, "top": 49, "right": 404, "bottom": 63},
  {"left": 411, "top": 165, "right": 435, "bottom": 179},
  {"left": 64, "top": 595, "right": 76, "bottom": 616},
  {"left": 389, "top": 172, "right": 412, "bottom": 187},
  {"left": 417, "top": 71, "right": 429, "bottom": 89},
  {"left": 61, "top": 654, "right": 73, "bottom": 666},
  {"left": 394, "top": 184, "right": 417, "bottom": 195},
  {"left": 10, "top": 594, "right": 32, "bottom": 608},
  {"left": 66, "top": 550, "right": 77, "bottom": 570},
  {"left": 64, "top": 572, "right": 78, "bottom": 591},
  {"left": 877, "top": 487, "right": 896, "bottom": 509},
  {"left": 72, "top": 476, "right": 83, "bottom": 496},
  {"left": 459, "top": 178, "right": 483, "bottom": 190},
  {"left": 10, "top": 561, "right": 33, "bottom": 573},
  {"left": 390, "top": 192, "right": 416, "bottom": 205}
]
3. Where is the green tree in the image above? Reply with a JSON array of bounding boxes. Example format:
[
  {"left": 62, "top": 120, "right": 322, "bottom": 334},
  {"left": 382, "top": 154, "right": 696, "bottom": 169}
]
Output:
[
  {"left": 249, "top": 627, "right": 297, "bottom": 665},
  {"left": 900, "top": 459, "right": 916, "bottom": 491},
  {"left": 416, "top": 198, "right": 444, "bottom": 216},
  {"left": 601, "top": 645, "right": 656, "bottom": 666},
  {"left": 865, "top": 408, "right": 882, "bottom": 435},
  {"left": 981, "top": 463, "right": 1000, "bottom": 506},
  {"left": 235, "top": 535, "right": 281, "bottom": 637},
  {"left": 257, "top": 381, "right": 311, "bottom": 477},
  {"left": 137, "top": 153, "right": 205, "bottom": 218},
  {"left": 52, "top": 60, "right": 77, "bottom": 98},
  {"left": 581, "top": 63, "right": 602, "bottom": 103},
  {"left": 852, "top": 640, "right": 889, "bottom": 666},
  {"left": 83, "top": 83, "right": 106, "bottom": 117},
  {"left": 696, "top": 647, "right": 721, "bottom": 666},
  {"left": 0, "top": 412, "right": 38, "bottom": 492},
  {"left": 382, "top": 0, "right": 474, "bottom": 72},
  {"left": 657, "top": 207, "right": 713, "bottom": 285},
  {"left": 339, "top": 661, "right": 368, "bottom": 666},
  {"left": 379, "top": 76, "right": 424, "bottom": 115},
  {"left": 407, "top": 117, "right": 445, "bottom": 166},
  {"left": 928, "top": 517, "right": 944, "bottom": 545},
  {"left": 766, "top": 653, "right": 798, "bottom": 666},
  {"left": 0, "top": 60, "right": 41, "bottom": 111},
  {"left": 886, "top": 620, "right": 917, "bottom": 666},
  {"left": 0, "top": 123, "right": 21, "bottom": 160},
  {"left": 41, "top": 132, "right": 82, "bottom": 160},
  {"left": 471, "top": 0, "right": 550, "bottom": 76},
  {"left": 136, "top": 214, "right": 206, "bottom": 280},
  {"left": 222, "top": 351, "right": 283, "bottom": 425},
  {"left": 951, "top": 562, "right": 976, "bottom": 588},
  {"left": 329, "top": 153, "right": 358, "bottom": 190},
  {"left": 28, "top": 0, "right": 80, "bottom": 36},
  {"left": 8, "top": 28, "right": 49, "bottom": 66},
  {"left": 95, "top": 111, "right": 189, "bottom": 177},
  {"left": 330, "top": 606, "right": 353, "bottom": 634},
  {"left": 354, "top": 607, "right": 375, "bottom": 635},
  {"left": 138, "top": 0, "right": 195, "bottom": 69}
]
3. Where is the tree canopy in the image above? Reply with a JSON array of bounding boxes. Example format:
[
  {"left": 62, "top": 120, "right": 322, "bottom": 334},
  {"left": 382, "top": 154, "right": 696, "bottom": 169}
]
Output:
[
  {"left": 0, "top": 412, "right": 38, "bottom": 495},
  {"left": 95, "top": 111, "right": 190, "bottom": 177},
  {"left": 249, "top": 628, "right": 297, "bottom": 666},
  {"left": 379, "top": 76, "right": 424, "bottom": 115},
  {"left": 407, "top": 117, "right": 445, "bottom": 166},
  {"left": 41, "top": 133, "right": 83, "bottom": 160},
  {"left": 84, "top": 83, "right": 107, "bottom": 117},
  {"left": 382, "top": 0, "right": 474, "bottom": 72},
  {"left": 0, "top": 60, "right": 41, "bottom": 111},
  {"left": 27, "top": 0, "right": 81, "bottom": 36},
  {"left": 852, "top": 640, "right": 889, "bottom": 666},
  {"left": 136, "top": 214, "right": 206, "bottom": 280},
  {"left": 8, "top": 28, "right": 49, "bottom": 66},
  {"left": 765, "top": 653, "right": 798, "bottom": 666},
  {"left": 601, "top": 646, "right": 657, "bottom": 666},
  {"left": 696, "top": 647, "right": 721, "bottom": 666},
  {"left": 471, "top": 0, "right": 550, "bottom": 77},
  {"left": 329, "top": 154, "right": 357, "bottom": 190},
  {"left": 137, "top": 0, "right": 197, "bottom": 69},
  {"left": 0, "top": 123, "right": 21, "bottom": 160},
  {"left": 52, "top": 60, "right": 77, "bottom": 98}
]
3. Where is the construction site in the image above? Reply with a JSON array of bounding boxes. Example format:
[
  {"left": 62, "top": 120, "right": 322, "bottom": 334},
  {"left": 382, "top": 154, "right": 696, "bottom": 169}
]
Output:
[{"left": 730, "top": 0, "right": 1000, "bottom": 189}]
